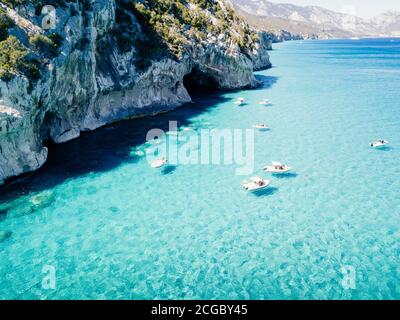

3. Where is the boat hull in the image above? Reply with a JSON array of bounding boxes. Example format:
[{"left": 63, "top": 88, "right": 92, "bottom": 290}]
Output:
[{"left": 264, "top": 167, "right": 291, "bottom": 174}]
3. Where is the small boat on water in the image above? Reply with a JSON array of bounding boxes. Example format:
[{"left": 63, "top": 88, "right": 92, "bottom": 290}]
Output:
[
  {"left": 259, "top": 99, "right": 271, "bottom": 106},
  {"left": 264, "top": 162, "right": 291, "bottom": 174},
  {"left": 151, "top": 158, "right": 168, "bottom": 168},
  {"left": 148, "top": 138, "right": 162, "bottom": 144},
  {"left": 235, "top": 97, "right": 245, "bottom": 106},
  {"left": 370, "top": 140, "right": 389, "bottom": 148},
  {"left": 242, "top": 177, "right": 271, "bottom": 192},
  {"left": 253, "top": 124, "right": 270, "bottom": 131},
  {"left": 166, "top": 131, "right": 180, "bottom": 136}
]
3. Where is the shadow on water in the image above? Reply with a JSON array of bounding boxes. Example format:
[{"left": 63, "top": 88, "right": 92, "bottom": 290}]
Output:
[
  {"left": 0, "top": 208, "right": 8, "bottom": 222},
  {"left": 273, "top": 173, "right": 299, "bottom": 179},
  {"left": 254, "top": 75, "right": 279, "bottom": 91},
  {"left": 252, "top": 187, "right": 279, "bottom": 197},
  {"left": 0, "top": 230, "right": 12, "bottom": 243},
  {"left": 161, "top": 165, "right": 177, "bottom": 175},
  {"left": 374, "top": 146, "right": 393, "bottom": 152},
  {"left": 0, "top": 74, "right": 280, "bottom": 204}
]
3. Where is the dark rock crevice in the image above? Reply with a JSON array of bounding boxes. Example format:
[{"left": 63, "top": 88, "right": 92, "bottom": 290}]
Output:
[{"left": 183, "top": 67, "right": 219, "bottom": 96}]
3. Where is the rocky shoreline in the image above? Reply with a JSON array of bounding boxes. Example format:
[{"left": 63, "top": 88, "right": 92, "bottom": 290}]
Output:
[{"left": 0, "top": 0, "right": 272, "bottom": 185}]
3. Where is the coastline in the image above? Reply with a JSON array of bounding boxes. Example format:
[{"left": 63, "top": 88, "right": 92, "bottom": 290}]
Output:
[{"left": 0, "top": 0, "right": 272, "bottom": 184}]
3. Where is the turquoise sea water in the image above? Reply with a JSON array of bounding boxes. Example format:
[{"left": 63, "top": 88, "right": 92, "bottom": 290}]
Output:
[{"left": 1, "top": 38, "right": 399, "bottom": 300}]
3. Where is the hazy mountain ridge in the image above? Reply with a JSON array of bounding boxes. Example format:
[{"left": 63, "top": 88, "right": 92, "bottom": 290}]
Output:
[
  {"left": 235, "top": 6, "right": 352, "bottom": 41},
  {"left": 371, "top": 11, "right": 400, "bottom": 36},
  {"left": 232, "top": 0, "right": 400, "bottom": 39}
]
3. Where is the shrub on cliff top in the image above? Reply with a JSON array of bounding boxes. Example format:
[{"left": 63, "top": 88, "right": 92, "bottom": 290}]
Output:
[
  {"left": 128, "top": 0, "right": 260, "bottom": 60},
  {"left": 129, "top": 0, "right": 216, "bottom": 58},
  {"left": 0, "top": 7, "right": 14, "bottom": 42},
  {"left": 0, "top": 35, "right": 40, "bottom": 81},
  {"left": 29, "top": 33, "right": 61, "bottom": 58}
]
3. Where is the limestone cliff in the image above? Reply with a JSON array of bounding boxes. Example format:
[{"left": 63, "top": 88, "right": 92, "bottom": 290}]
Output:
[{"left": 0, "top": 0, "right": 272, "bottom": 184}]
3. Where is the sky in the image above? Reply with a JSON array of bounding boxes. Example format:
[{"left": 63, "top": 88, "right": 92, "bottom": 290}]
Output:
[{"left": 269, "top": 0, "right": 400, "bottom": 18}]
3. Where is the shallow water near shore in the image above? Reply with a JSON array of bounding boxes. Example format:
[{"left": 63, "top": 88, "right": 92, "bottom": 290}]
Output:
[{"left": 1, "top": 38, "right": 399, "bottom": 299}]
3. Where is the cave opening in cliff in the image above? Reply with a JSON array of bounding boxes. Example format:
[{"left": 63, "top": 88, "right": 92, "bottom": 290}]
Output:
[
  {"left": 39, "top": 112, "right": 56, "bottom": 146},
  {"left": 183, "top": 68, "right": 218, "bottom": 96}
]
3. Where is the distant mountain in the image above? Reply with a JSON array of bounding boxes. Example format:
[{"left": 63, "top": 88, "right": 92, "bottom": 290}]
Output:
[
  {"left": 235, "top": 7, "right": 319, "bottom": 41},
  {"left": 231, "top": 0, "right": 400, "bottom": 39},
  {"left": 371, "top": 11, "right": 400, "bottom": 36}
]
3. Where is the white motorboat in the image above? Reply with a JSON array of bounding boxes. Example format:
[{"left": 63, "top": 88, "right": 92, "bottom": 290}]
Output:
[
  {"left": 259, "top": 99, "right": 271, "bottom": 106},
  {"left": 242, "top": 177, "right": 271, "bottom": 192},
  {"left": 131, "top": 150, "right": 145, "bottom": 157},
  {"left": 264, "top": 162, "right": 291, "bottom": 174},
  {"left": 148, "top": 138, "right": 162, "bottom": 145},
  {"left": 253, "top": 124, "right": 270, "bottom": 131},
  {"left": 166, "top": 131, "right": 180, "bottom": 136},
  {"left": 151, "top": 158, "right": 168, "bottom": 168},
  {"left": 235, "top": 97, "right": 245, "bottom": 106},
  {"left": 370, "top": 140, "right": 389, "bottom": 148}
]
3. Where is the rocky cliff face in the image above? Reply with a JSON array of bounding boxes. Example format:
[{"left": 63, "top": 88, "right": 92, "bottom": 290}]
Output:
[{"left": 0, "top": 0, "right": 272, "bottom": 184}]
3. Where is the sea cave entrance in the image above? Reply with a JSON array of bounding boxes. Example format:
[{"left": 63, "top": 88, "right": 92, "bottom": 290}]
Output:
[{"left": 183, "top": 67, "right": 218, "bottom": 96}]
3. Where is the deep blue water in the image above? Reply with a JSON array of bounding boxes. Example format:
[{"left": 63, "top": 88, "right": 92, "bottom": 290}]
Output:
[{"left": 0, "top": 38, "right": 399, "bottom": 299}]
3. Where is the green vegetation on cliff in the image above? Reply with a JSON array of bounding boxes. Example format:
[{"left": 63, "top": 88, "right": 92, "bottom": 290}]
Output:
[
  {"left": 0, "top": 8, "right": 14, "bottom": 41},
  {"left": 29, "top": 33, "right": 62, "bottom": 58},
  {"left": 0, "top": 31, "right": 60, "bottom": 81},
  {"left": 128, "top": 0, "right": 259, "bottom": 59},
  {"left": 0, "top": 36, "right": 40, "bottom": 81},
  {"left": 0, "top": 3, "right": 62, "bottom": 81},
  {"left": 0, "top": 0, "right": 261, "bottom": 79}
]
